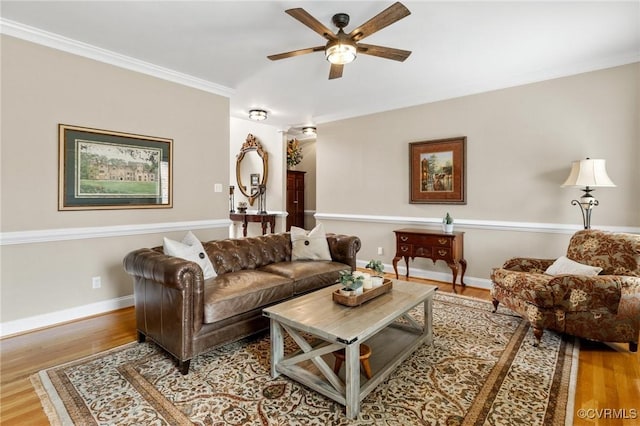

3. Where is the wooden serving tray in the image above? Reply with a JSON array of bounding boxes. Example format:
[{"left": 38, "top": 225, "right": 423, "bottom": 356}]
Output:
[{"left": 332, "top": 279, "right": 393, "bottom": 307}]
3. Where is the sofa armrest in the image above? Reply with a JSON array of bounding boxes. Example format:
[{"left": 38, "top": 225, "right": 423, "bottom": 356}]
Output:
[
  {"left": 123, "top": 248, "right": 206, "bottom": 358},
  {"left": 551, "top": 275, "right": 623, "bottom": 313},
  {"left": 491, "top": 268, "right": 557, "bottom": 307},
  {"left": 502, "top": 257, "right": 555, "bottom": 273},
  {"left": 326, "top": 233, "right": 362, "bottom": 271},
  {"left": 123, "top": 248, "right": 205, "bottom": 291}
]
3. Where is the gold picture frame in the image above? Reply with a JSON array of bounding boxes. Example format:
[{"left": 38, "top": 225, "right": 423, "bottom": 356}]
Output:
[{"left": 409, "top": 136, "right": 466, "bottom": 204}]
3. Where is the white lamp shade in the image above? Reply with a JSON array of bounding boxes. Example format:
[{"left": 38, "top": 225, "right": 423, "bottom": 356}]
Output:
[{"left": 561, "top": 159, "right": 616, "bottom": 188}]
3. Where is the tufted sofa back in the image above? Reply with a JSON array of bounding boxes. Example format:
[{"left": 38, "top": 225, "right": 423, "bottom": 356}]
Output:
[
  {"left": 203, "top": 233, "right": 292, "bottom": 275},
  {"left": 567, "top": 229, "right": 640, "bottom": 277}
]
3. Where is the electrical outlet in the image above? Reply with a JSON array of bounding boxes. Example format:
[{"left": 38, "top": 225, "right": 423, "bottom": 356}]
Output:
[
  {"left": 214, "top": 183, "right": 223, "bottom": 192},
  {"left": 377, "top": 247, "right": 384, "bottom": 255},
  {"left": 92, "top": 276, "right": 101, "bottom": 289}
]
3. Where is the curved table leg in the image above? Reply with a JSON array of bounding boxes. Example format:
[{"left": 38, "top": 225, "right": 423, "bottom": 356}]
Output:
[
  {"left": 447, "top": 262, "right": 459, "bottom": 292},
  {"left": 459, "top": 259, "right": 467, "bottom": 287},
  {"left": 392, "top": 256, "right": 401, "bottom": 279},
  {"left": 404, "top": 256, "right": 410, "bottom": 278}
]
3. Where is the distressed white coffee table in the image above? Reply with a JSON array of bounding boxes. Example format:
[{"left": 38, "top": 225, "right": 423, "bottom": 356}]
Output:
[{"left": 263, "top": 279, "right": 437, "bottom": 419}]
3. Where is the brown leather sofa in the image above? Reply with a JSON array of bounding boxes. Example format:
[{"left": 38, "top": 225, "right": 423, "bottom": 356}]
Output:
[{"left": 123, "top": 232, "right": 361, "bottom": 374}]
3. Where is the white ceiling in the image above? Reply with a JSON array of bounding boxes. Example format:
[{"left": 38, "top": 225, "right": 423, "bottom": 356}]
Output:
[{"left": 1, "top": 1, "right": 638, "bottom": 130}]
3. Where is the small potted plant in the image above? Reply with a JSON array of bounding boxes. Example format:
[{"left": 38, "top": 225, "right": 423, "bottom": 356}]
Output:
[
  {"left": 338, "top": 270, "right": 364, "bottom": 296},
  {"left": 237, "top": 201, "right": 248, "bottom": 213},
  {"left": 365, "top": 260, "right": 385, "bottom": 287},
  {"left": 442, "top": 212, "right": 454, "bottom": 233}
]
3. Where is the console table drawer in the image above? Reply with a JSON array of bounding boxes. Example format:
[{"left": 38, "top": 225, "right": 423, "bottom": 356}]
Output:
[
  {"left": 398, "top": 243, "right": 413, "bottom": 255},
  {"left": 397, "top": 234, "right": 452, "bottom": 248},
  {"left": 397, "top": 234, "right": 415, "bottom": 244},
  {"left": 432, "top": 247, "right": 451, "bottom": 259},
  {"left": 423, "top": 236, "right": 452, "bottom": 247}
]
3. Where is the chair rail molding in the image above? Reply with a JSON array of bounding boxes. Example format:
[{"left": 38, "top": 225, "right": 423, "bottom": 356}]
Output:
[
  {"left": 315, "top": 212, "right": 639, "bottom": 235},
  {"left": 0, "top": 219, "right": 232, "bottom": 245}
]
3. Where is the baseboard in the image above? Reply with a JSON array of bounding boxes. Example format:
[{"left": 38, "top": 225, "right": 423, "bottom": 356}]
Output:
[
  {"left": 0, "top": 295, "right": 134, "bottom": 339},
  {"left": 355, "top": 259, "right": 491, "bottom": 290}
]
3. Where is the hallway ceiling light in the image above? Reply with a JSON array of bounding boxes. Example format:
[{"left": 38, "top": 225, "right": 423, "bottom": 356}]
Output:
[
  {"left": 249, "top": 109, "right": 268, "bottom": 121},
  {"left": 302, "top": 126, "right": 317, "bottom": 136}
]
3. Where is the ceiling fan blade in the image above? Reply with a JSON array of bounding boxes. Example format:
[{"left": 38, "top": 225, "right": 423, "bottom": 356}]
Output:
[
  {"left": 357, "top": 43, "right": 412, "bottom": 62},
  {"left": 329, "top": 63, "right": 344, "bottom": 79},
  {"left": 348, "top": 2, "right": 411, "bottom": 42},
  {"left": 286, "top": 8, "right": 337, "bottom": 41},
  {"left": 268, "top": 46, "right": 325, "bottom": 61}
]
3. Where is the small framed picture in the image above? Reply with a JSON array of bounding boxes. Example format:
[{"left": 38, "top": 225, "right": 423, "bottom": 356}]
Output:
[
  {"left": 409, "top": 136, "right": 466, "bottom": 204},
  {"left": 250, "top": 173, "right": 260, "bottom": 186}
]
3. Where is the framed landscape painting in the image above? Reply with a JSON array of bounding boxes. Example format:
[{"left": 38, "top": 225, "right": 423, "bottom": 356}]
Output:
[
  {"left": 58, "top": 124, "right": 173, "bottom": 210},
  {"left": 409, "top": 136, "right": 466, "bottom": 204}
]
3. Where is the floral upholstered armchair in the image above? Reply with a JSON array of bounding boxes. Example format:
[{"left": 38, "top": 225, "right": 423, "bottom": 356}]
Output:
[{"left": 491, "top": 230, "right": 640, "bottom": 351}]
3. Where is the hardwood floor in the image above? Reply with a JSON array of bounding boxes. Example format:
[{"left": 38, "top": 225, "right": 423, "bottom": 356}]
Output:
[{"left": 1, "top": 275, "right": 638, "bottom": 425}]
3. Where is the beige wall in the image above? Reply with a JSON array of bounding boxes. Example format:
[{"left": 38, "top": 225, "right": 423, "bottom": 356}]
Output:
[
  {"left": 1, "top": 36, "right": 231, "bottom": 324},
  {"left": 316, "top": 64, "right": 639, "bottom": 284},
  {"left": 2, "top": 34, "right": 637, "bottom": 330}
]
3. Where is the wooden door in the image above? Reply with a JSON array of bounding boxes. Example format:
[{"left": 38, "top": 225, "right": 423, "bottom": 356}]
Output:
[{"left": 286, "top": 171, "right": 305, "bottom": 230}]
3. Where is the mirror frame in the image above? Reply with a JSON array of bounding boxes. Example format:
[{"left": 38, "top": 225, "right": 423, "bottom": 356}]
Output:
[{"left": 235, "top": 133, "right": 268, "bottom": 206}]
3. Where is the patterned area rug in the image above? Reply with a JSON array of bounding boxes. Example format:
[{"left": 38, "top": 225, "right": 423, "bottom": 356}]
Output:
[{"left": 32, "top": 292, "right": 578, "bottom": 425}]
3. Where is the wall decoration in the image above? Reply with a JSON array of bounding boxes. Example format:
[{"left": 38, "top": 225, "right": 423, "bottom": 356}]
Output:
[
  {"left": 409, "top": 136, "right": 466, "bottom": 204},
  {"left": 287, "top": 138, "right": 303, "bottom": 169},
  {"left": 58, "top": 124, "right": 173, "bottom": 210}
]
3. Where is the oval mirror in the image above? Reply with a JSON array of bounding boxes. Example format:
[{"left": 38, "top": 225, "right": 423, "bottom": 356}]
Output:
[{"left": 236, "top": 134, "right": 268, "bottom": 206}]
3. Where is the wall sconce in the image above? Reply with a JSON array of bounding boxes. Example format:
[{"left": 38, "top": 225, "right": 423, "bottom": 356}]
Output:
[
  {"left": 302, "top": 126, "right": 316, "bottom": 136},
  {"left": 561, "top": 158, "right": 616, "bottom": 229},
  {"left": 249, "top": 109, "right": 267, "bottom": 121}
]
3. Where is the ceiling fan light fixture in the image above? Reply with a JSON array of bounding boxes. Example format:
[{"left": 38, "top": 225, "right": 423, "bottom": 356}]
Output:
[
  {"left": 249, "top": 109, "right": 268, "bottom": 121},
  {"left": 325, "top": 40, "right": 356, "bottom": 65},
  {"left": 302, "top": 126, "right": 317, "bottom": 136}
]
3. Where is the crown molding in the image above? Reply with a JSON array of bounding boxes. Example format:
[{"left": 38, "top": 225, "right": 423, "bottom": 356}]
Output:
[{"left": 0, "top": 18, "right": 235, "bottom": 98}]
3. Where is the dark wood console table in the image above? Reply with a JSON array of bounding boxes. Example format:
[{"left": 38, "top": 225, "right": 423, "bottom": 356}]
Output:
[
  {"left": 392, "top": 228, "right": 467, "bottom": 292},
  {"left": 230, "top": 213, "right": 276, "bottom": 237}
]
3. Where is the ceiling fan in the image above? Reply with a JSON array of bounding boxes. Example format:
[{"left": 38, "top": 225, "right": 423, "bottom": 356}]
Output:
[{"left": 268, "top": 2, "right": 412, "bottom": 80}]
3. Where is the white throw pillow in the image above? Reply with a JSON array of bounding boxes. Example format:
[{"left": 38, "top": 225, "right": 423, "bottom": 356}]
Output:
[
  {"left": 545, "top": 256, "right": 602, "bottom": 276},
  {"left": 163, "top": 231, "right": 217, "bottom": 279},
  {"left": 290, "top": 223, "right": 332, "bottom": 261}
]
